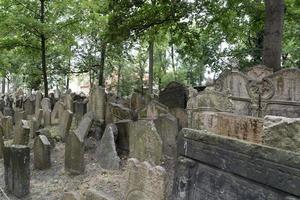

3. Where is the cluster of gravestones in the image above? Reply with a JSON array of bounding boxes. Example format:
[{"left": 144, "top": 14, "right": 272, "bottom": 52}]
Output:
[{"left": 1, "top": 66, "right": 299, "bottom": 200}]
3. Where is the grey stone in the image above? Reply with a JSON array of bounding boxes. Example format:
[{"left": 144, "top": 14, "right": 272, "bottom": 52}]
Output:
[
  {"left": 34, "top": 135, "right": 51, "bottom": 169},
  {"left": 59, "top": 110, "right": 73, "bottom": 141},
  {"left": 263, "top": 115, "right": 300, "bottom": 153},
  {"left": 63, "top": 191, "right": 82, "bottom": 200},
  {"left": 13, "top": 120, "right": 30, "bottom": 145},
  {"left": 3, "top": 145, "right": 30, "bottom": 198},
  {"left": 154, "top": 114, "right": 178, "bottom": 158},
  {"left": 87, "top": 85, "right": 106, "bottom": 122},
  {"left": 95, "top": 124, "right": 120, "bottom": 170},
  {"left": 159, "top": 81, "right": 188, "bottom": 109},
  {"left": 125, "top": 158, "right": 166, "bottom": 200},
  {"left": 85, "top": 189, "right": 114, "bottom": 200},
  {"left": 0, "top": 126, "right": 4, "bottom": 159},
  {"left": 0, "top": 116, "right": 13, "bottom": 139},
  {"left": 172, "top": 128, "right": 300, "bottom": 199},
  {"left": 129, "top": 120, "right": 162, "bottom": 165}
]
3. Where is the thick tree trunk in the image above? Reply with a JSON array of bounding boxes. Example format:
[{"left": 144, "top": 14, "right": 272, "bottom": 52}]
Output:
[
  {"left": 98, "top": 43, "right": 107, "bottom": 87},
  {"left": 262, "top": 0, "right": 285, "bottom": 72},
  {"left": 40, "top": 0, "right": 48, "bottom": 97},
  {"left": 148, "top": 40, "right": 154, "bottom": 95}
]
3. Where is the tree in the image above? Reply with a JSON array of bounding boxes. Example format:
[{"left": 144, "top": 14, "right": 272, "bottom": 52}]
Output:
[{"left": 262, "top": 0, "right": 285, "bottom": 71}]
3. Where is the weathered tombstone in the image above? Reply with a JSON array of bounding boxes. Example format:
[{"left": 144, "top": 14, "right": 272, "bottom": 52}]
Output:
[
  {"left": 65, "top": 112, "right": 94, "bottom": 175},
  {"left": 129, "top": 120, "right": 163, "bottom": 164},
  {"left": 0, "top": 99, "right": 5, "bottom": 113},
  {"left": 64, "top": 93, "right": 74, "bottom": 112},
  {"left": 154, "top": 114, "right": 178, "bottom": 158},
  {"left": 1, "top": 116, "right": 13, "bottom": 139},
  {"left": 14, "top": 109, "right": 26, "bottom": 125},
  {"left": 74, "top": 101, "right": 87, "bottom": 126},
  {"left": 34, "top": 135, "right": 51, "bottom": 169},
  {"left": 23, "top": 94, "right": 35, "bottom": 116},
  {"left": 95, "top": 124, "right": 120, "bottom": 170},
  {"left": 59, "top": 110, "right": 73, "bottom": 141},
  {"left": 125, "top": 158, "right": 167, "bottom": 200},
  {"left": 3, "top": 145, "right": 30, "bottom": 198},
  {"left": 173, "top": 128, "right": 300, "bottom": 199},
  {"left": 138, "top": 100, "right": 169, "bottom": 120},
  {"left": 35, "top": 91, "right": 43, "bottom": 115},
  {"left": 30, "top": 109, "right": 43, "bottom": 138},
  {"left": 159, "top": 81, "right": 188, "bottom": 109},
  {"left": 51, "top": 101, "right": 65, "bottom": 125},
  {"left": 87, "top": 85, "right": 106, "bottom": 122},
  {"left": 41, "top": 98, "right": 52, "bottom": 127},
  {"left": 63, "top": 191, "right": 82, "bottom": 200},
  {"left": 13, "top": 120, "right": 30, "bottom": 145}
]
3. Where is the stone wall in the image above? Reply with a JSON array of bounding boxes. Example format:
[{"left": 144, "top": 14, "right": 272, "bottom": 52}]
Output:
[
  {"left": 172, "top": 128, "right": 300, "bottom": 200},
  {"left": 189, "top": 111, "right": 263, "bottom": 143}
]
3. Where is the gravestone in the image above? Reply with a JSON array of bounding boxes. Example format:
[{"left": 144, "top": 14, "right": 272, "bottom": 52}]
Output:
[
  {"left": 23, "top": 94, "right": 35, "bottom": 116},
  {"left": 3, "top": 145, "right": 30, "bottom": 198},
  {"left": 88, "top": 85, "right": 106, "bottom": 122},
  {"left": 138, "top": 100, "right": 169, "bottom": 120},
  {"left": 74, "top": 101, "right": 87, "bottom": 126},
  {"left": 30, "top": 109, "right": 43, "bottom": 138},
  {"left": 1, "top": 116, "right": 13, "bottom": 139},
  {"left": 14, "top": 109, "right": 26, "bottom": 124},
  {"left": 130, "top": 92, "right": 145, "bottom": 111},
  {"left": 129, "top": 120, "right": 162, "bottom": 165},
  {"left": 95, "top": 124, "right": 120, "bottom": 170},
  {"left": 35, "top": 91, "right": 42, "bottom": 115},
  {"left": 85, "top": 189, "right": 114, "bottom": 200},
  {"left": 154, "top": 114, "right": 178, "bottom": 158},
  {"left": 59, "top": 110, "right": 73, "bottom": 141},
  {"left": 13, "top": 120, "right": 30, "bottom": 145},
  {"left": 34, "top": 135, "right": 51, "bottom": 169},
  {"left": 64, "top": 93, "right": 74, "bottom": 112},
  {"left": 51, "top": 101, "right": 65, "bottom": 125},
  {"left": 172, "top": 128, "right": 300, "bottom": 199},
  {"left": 125, "top": 158, "right": 166, "bottom": 200},
  {"left": 159, "top": 81, "right": 188, "bottom": 109},
  {"left": 192, "top": 111, "right": 263, "bottom": 144},
  {"left": 65, "top": 112, "right": 94, "bottom": 175},
  {"left": 41, "top": 98, "right": 52, "bottom": 127}
]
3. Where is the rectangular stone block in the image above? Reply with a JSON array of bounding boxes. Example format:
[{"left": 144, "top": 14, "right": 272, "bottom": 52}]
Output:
[
  {"left": 173, "top": 128, "right": 300, "bottom": 199},
  {"left": 3, "top": 145, "right": 30, "bottom": 198}
]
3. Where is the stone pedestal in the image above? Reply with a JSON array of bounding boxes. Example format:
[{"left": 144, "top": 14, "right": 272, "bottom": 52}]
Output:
[{"left": 3, "top": 145, "right": 30, "bottom": 198}]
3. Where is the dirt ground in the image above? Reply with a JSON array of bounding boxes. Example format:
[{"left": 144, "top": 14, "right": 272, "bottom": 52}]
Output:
[
  {"left": 0, "top": 142, "right": 129, "bottom": 200},
  {"left": 0, "top": 141, "right": 175, "bottom": 200}
]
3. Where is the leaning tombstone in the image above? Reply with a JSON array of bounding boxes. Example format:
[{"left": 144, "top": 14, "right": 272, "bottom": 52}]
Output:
[
  {"left": 34, "top": 135, "right": 51, "bottom": 169},
  {"left": 3, "top": 145, "right": 30, "bottom": 198},
  {"left": 125, "top": 158, "right": 167, "bottom": 200},
  {"left": 35, "top": 91, "right": 43, "bottom": 115},
  {"left": 95, "top": 124, "right": 120, "bottom": 170},
  {"left": 65, "top": 112, "right": 94, "bottom": 175},
  {"left": 59, "top": 110, "right": 73, "bottom": 141},
  {"left": 87, "top": 85, "right": 106, "bottom": 122},
  {"left": 129, "top": 120, "right": 163, "bottom": 165},
  {"left": 41, "top": 98, "right": 52, "bottom": 127}
]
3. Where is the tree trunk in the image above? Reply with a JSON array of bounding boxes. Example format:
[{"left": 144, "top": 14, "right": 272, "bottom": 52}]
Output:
[
  {"left": 171, "top": 44, "right": 176, "bottom": 80},
  {"left": 2, "top": 76, "right": 5, "bottom": 94},
  {"left": 116, "top": 64, "right": 122, "bottom": 96},
  {"left": 40, "top": 0, "right": 48, "bottom": 97},
  {"left": 98, "top": 43, "right": 107, "bottom": 87},
  {"left": 262, "top": 0, "right": 285, "bottom": 72},
  {"left": 148, "top": 40, "right": 154, "bottom": 95}
]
